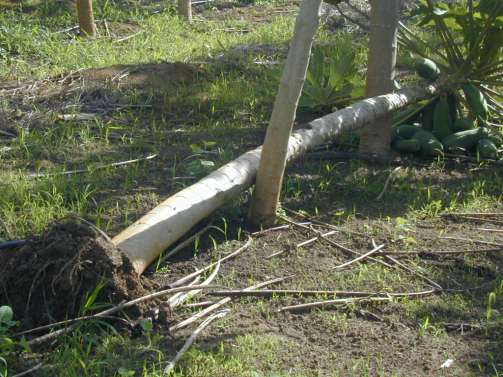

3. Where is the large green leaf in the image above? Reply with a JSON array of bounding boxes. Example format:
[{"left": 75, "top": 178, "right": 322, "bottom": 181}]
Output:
[{"left": 0, "top": 306, "right": 13, "bottom": 325}]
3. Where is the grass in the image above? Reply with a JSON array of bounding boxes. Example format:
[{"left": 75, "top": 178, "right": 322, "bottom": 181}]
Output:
[{"left": 1, "top": 0, "right": 503, "bottom": 376}]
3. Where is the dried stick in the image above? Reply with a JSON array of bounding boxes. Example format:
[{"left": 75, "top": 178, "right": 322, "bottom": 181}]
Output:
[
  {"left": 439, "top": 236, "right": 503, "bottom": 248},
  {"left": 25, "top": 284, "right": 219, "bottom": 345},
  {"left": 164, "top": 310, "right": 230, "bottom": 375},
  {"left": 334, "top": 244, "right": 385, "bottom": 269},
  {"left": 27, "top": 154, "right": 158, "bottom": 179},
  {"left": 265, "top": 249, "right": 289, "bottom": 259},
  {"left": 475, "top": 228, "right": 503, "bottom": 233},
  {"left": 11, "top": 363, "right": 44, "bottom": 377},
  {"left": 279, "top": 297, "right": 391, "bottom": 312},
  {"left": 170, "top": 297, "right": 231, "bottom": 332},
  {"left": 169, "top": 237, "right": 252, "bottom": 287},
  {"left": 168, "top": 263, "right": 220, "bottom": 309},
  {"left": 376, "top": 167, "right": 401, "bottom": 201},
  {"left": 208, "top": 288, "right": 436, "bottom": 298},
  {"left": 251, "top": 222, "right": 311, "bottom": 237},
  {"left": 385, "top": 254, "right": 442, "bottom": 290},
  {"left": 366, "top": 239, "right": 443, "bottom": 290},
  {"left": 296, "top": 230, "right": 337, "bottom": 248},
  {"left": 442, "top": 212, "right": 503, "bottom": 217},
  {"left": 184, "top": 301, "right": 215, "bottom": 308},
  {"left": 113, "top": 30, "right": 145, "bottom": 43},
  {"left": 170, "top": 276, "right": 289, "bottom": 332},
  {"left": 282, "top": 207, "right": 365, "bottom": 236},
  {"left": 252, "top": 224, "right": 290, "bottom": 236},
  {"left": 167, "top": 276, "right": 201, "bottom": 308},
  {"left": 279, "top": 215, "right": 393, "bottom": 268},
  {"left": 446, "top": 216, "right": 503, "bottom": 225},
  {"left": 379, "top": 248, "right": 503, "bottom": 256},
  {"left": 57, "top": 113, "right": 98, "bottom": 121}
]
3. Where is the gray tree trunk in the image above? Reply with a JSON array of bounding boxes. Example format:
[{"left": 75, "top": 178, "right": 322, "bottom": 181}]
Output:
[
  {"left": 247, "top": 0, "right": 323, "bottom": 226},
  {"left": 113, "top": 84, "right": 439, "bottom": 275},
  {"left": 178, "top": 0, "right": 192, "bottom": 23},
  {"left": 359, "top": 0, "right": 400, "bottom": 156},
  {"left": 77, "top": 0, "right": 97, "bottom": 37}
]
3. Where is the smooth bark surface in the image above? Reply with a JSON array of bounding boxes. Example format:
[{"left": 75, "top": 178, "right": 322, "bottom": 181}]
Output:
[
  {"left": 178, "top": 0, "right": 192, "bottom": 22},
  {"left": 359, "top": 0, "right": 400, "bottom": 156},
  {"left": 248, "top": 0, "right": 322, "bottom": 226},
  {"left": 77, "top": 0, "right": 97, "bottom": 37},
  {"left": 113, "top": 84, "right": 439, "bottom": 275}
]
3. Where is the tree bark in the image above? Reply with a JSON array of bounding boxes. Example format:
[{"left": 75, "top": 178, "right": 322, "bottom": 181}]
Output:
[
  {"left": 247, "top": 0, "right": 323, "bottom": 226},
  {"left": 178, "top": 0, "right": 192, "bottom": 23},
  {"left": 358, "top": 0, "right": 400, "bottom": 156},
  {"left": 77, "top": 0, "right": 97, "bottom": 37},
  {"left": 112, "top": 84, "right": 439, "bottom": 275}
]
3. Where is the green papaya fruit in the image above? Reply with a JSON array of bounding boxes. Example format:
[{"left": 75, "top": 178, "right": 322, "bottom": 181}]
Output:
[
  {"left": 392, "top": 124, "right": 422, "bottom": 140},
  {"left": 433, "top": 96, "right": 453, "bottom": 140},
  {"left": 447, "top": 92, "right": 458, "bottom": 123},
  {"left": 421, "top": 99, "right": 438, "bottom": 131},
  {"left": 393, "top": 139, "right": 421, "bottom": 153},
  {"left": 462, "top": 84, "right": 489, "bottom": 120},
  {"left": 442, "top": 127, "right": 490, "bottom": 152},
  {"left": 412, "top": 130, "right": 444, "bottom": 156},
  {"left": 414, "top": 58, "right": 441, "bottom": 81},
  {"left": 477, "top": 138, "right": 499, "bottom": 159},
  {"left": 452, "top": 118, "right": 476, "bottom": 133}
]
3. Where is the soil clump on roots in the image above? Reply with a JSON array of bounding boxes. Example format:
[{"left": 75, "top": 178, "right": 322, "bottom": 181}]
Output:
[{"left": 0, "top": 220, "right": 157, "bottom": 329}]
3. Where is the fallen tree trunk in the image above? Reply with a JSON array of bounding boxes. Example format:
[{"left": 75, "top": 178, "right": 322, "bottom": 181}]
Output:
[{"left": 112, "top": 84, "right": 439, "bottom": 275}]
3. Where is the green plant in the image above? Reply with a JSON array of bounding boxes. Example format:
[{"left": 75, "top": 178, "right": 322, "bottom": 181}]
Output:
[
  {"left": 0, "top": 306, "right": 18, "bottom": 377},
  {"left": 81, "top": 278, "right": 110, "bottom": 315},
  {"left": 400, "top": 0, "right": 503, "bottom": 117},
  {"left": 418, "top": 315, "right": 443, "bottom": 338},
  {"left": 392, "top": 0, "right": 503, "bottom": 160},
  {"left": 299, "top": 40, "right": 364, "bottom": 112},
  {"left": 486, "top": 280, "right": 503, "bottom": 321}
]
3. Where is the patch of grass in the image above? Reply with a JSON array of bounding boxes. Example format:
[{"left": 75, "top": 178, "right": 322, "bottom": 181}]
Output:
[
  {"left": 0, "top": 1, "right": 297, "bottom": 79},
  {"left": 173, "top": 334, "right": 304, "bottom": 377}
]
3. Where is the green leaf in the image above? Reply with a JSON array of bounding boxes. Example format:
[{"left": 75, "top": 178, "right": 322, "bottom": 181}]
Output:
[
  {"left": 202, "top": 140, "right": 216, "bottom": 148},
  {"left": 0, "top": 306, "right": 13, "bottom": 325},
  {"left": 199, "top": 160, "right": 215, "bottom": 168},
  {"left": 0, "top": 336, "right": 14, "bottom": 351},
  {"left": 118, "top": 367, "right": 135, "bottom": 376},
  {"left": 433, "top": 8, "right": 447, "bottom": 16},
  {"left": 189, "top": 144, "right": 204, "bottom": 153},
  {"left": 138, "top": 319, "right": 153, "bottom": 333}
]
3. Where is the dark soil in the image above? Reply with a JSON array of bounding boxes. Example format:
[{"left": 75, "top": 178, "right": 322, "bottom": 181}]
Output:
[
  {"left": 76, "top": 62, "right": 201, "bottom": 90},
  {"left": 0, "top": 220, "right": 157, "bottom": 329},
  {"left": 162, "top": 208, "right": 503, "bottom": 376}
]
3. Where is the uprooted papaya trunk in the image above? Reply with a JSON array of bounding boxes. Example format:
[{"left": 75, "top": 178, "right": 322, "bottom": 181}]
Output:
[{"left": 112, "top": 84, "right": 440, "bottom": 275}]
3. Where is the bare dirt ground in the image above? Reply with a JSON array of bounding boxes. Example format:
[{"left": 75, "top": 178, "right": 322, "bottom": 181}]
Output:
[{"left": 160, "top": 200, "right": 503, "bottom": 376}]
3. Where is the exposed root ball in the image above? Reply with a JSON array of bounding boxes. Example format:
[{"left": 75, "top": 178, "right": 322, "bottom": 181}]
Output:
[{"left": 0, "top": 221, "right": 155, "bottom": 328}]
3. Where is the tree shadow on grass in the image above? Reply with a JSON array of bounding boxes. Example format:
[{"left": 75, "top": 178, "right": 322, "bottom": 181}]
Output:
[
  {"left": 0, "top": 42, "right": 286, "bottom": 237},
  {"left": 283, "top": 157, "right": 503, "bottom": 221}
]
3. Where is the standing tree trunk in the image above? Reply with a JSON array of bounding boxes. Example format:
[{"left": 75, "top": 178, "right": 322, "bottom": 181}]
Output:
[
  {"left": 358, "top": 0, "right": 400, "bottom": 156},
  {"left": 77, "top": 0, "right": 97, "bottom": 37},
  {"left": 247, "top": 0, "right": 323, "bottom": 227},
  {"left": 178, "top": 0, "right": 192, "bottom": 23}
]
